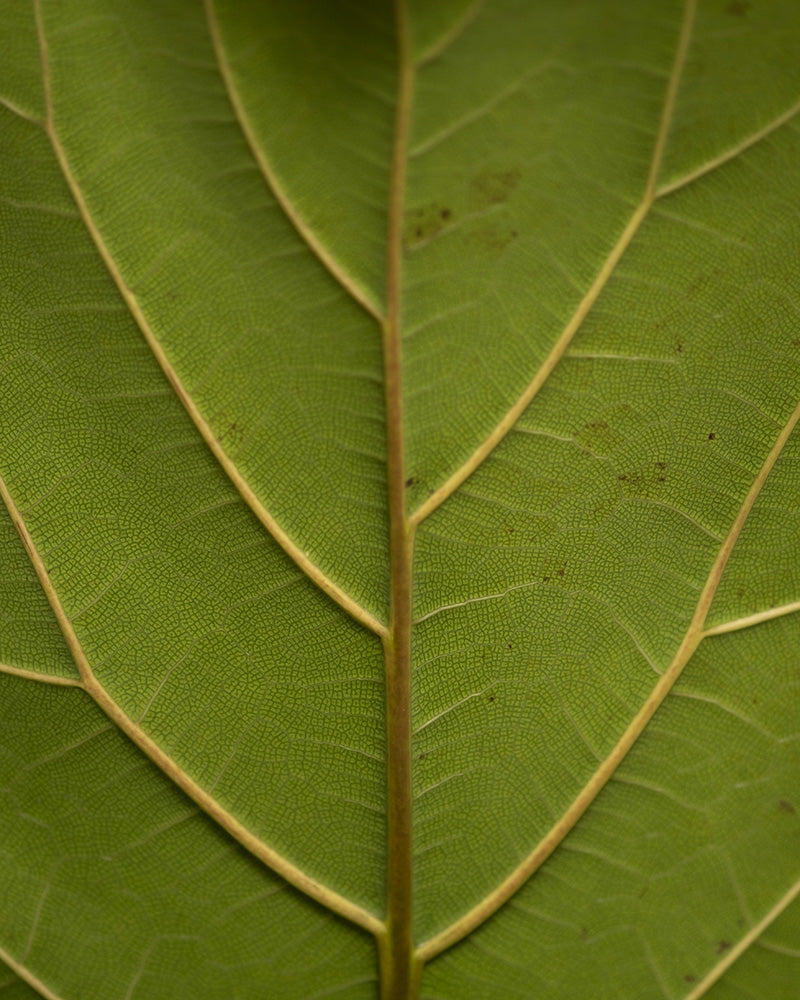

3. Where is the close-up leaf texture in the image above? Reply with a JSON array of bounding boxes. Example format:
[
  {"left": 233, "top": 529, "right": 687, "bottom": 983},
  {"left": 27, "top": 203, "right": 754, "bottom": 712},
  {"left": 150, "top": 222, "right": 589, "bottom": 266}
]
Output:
[{"left": 1, "top": 0, "right": 799, "bottom": 997}]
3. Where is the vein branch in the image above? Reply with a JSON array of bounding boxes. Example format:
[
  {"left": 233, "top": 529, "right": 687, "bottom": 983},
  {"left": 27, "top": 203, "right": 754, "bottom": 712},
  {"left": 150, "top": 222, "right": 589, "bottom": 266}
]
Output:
[
  {"left": 418, "top": 387, "right": 800, "bottom": 962},
  {"left": 0, "top": 662, "right": 82, "bottom": 688},
  {"left": 703, "top": 599, "right": 800, "bottom": 638},
  {"left": 203, "top": 0, "right": 384, "bottom": 323},
  {"left": 32, "top": 0, "right": 386, "bottom": 640},
  {"left": 0, "top": 943, "right": 65, "bottom": 1000},
  {"left": 0, "top": 471, "right": 383, "bottom": 938},
  {"left": 410, "top": 0, "right": 698, "bottom": 527},
  {"left": 684, "top": 876, "right": 800, "bottom": 1000}
]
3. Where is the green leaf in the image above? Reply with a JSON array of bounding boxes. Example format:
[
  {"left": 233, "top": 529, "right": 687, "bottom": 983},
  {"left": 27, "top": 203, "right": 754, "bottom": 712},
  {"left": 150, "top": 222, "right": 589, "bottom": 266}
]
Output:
[{"left": 1, "top": 1, "right": 798, "bottom": 998}]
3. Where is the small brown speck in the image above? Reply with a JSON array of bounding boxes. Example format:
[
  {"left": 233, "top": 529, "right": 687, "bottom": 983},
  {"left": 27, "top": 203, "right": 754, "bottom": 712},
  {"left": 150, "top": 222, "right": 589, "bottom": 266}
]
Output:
[
  {"left": 779, "top": 799, "right": 796, "bottom": 814},
  {"left": 708, "top": 432, "right": 716, "bottom": 440},
  {"left": 716, "top": 941, "right": 731, "bottom": 955}
]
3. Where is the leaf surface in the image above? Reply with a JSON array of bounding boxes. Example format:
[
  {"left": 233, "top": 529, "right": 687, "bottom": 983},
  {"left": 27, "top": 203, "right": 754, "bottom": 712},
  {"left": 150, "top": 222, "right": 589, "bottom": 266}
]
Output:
[{"left": 1, "top": 0, "right": 799, "bottom": 998}]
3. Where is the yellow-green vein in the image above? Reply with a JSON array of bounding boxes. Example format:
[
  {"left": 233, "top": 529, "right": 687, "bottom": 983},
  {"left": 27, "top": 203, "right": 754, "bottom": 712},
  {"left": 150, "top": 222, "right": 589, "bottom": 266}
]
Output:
[
  {"left": 0, "top": 662, "right": 82, "bottom": 687},
  {"left": 410, "top": 0, "right": 697, "bottom": 526},
  {"left": 32, "top": 0, "right": 386, "bottom": 641},
  {"left": 0, "top": 472, "right": 383, "bottom": 938},
  {"left": 204, "top": 0, "right": 385, "bottom": 324},
  {"left": 418, "top": 387, "right": 800, "bottom": 962},
  {"left": 703, "top": 600, "right": 800, "bottom": 638},
  {"left": 0, "top": 944, "right": 64, "bottom": 1000},
  {"left": 684, "top": 876, "right": 800, "bottom": 1000}
]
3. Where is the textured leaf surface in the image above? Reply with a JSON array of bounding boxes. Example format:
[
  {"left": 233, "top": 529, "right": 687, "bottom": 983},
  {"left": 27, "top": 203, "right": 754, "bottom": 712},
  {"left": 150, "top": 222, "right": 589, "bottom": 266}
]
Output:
[{"left": 1, "top": 0, "right": 799, "bottom": 998}]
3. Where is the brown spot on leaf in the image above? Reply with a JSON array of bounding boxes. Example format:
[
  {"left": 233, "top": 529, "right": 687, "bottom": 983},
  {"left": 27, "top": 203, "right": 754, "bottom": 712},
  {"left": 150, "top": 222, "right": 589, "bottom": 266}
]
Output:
[
  {"left": 716, "top": 941, "right": 732, "bottom": 955},
  {"left": 708, "top": 432, "right": 716, "bottom": 440},
  {"left": 405, "top": 477, "right": 417, "bottom": 488},
  {"left": 726, "top": 0, "right": 751, "bottom": 14},
  {"left": 470, "top": 168, "right": 521, "bottom": 207},
  {"left": 404, "top": 202, "right": 453, "bottom": 248},
  {"left": 779, "top": 799, "right": 796, "bottom": 814},
  {"left": 684, "top": 975, "right": 696, "bottom": 984}
]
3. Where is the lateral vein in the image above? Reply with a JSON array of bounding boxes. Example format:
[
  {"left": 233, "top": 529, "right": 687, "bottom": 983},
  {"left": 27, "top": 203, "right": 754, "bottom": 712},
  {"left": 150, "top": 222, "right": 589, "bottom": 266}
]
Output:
[
  {"left": 32, "top": 0, "right": 387, "bottom": 640},
  {"left": 683, "top": 876, "right": 800, "bottom": 1000},
  {"left": 410, "top": 0, "right": 698, "bottom": 527},
  {"left": 657, "top": 96, "right": 800, "bottom": 198},
  {"left": 203, "top": 0, "right": 385, "bottom": 323},
  {"left": 418, "top": 387, "right": 800, "bottom": 962},
  {"left": 0, "top": 662, "right": 82, "bottom": 688},
  {"left": 0, "top": 471, "right": 383, "bottom": 937},
  {"left": 703, "top": 599, "right": 800, "bottom": 638},
  {"left": 0, "top": 943, "right": 65, "bottom": 1000}
]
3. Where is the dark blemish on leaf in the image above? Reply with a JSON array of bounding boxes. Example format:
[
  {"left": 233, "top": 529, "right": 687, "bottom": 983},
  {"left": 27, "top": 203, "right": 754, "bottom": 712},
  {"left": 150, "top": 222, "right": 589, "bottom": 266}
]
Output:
[
  {"left": 507, "top": 643, "right": 513, "bottom": 650},
  {"left": 708, "top": 432, "right": 716, "bottom": 440},
  {"left": 618, "top": 474, "right": 628, "bottom": 481},
  {"left": 716, "top": 941, "right": 731, "bottom": 955},
  {"left": 736, "top": 587, "right": 745, "bottom": 598},
  {"left": 471, "top": 168, "right": 522, "bottom": 207},
  {"left": 488, "top": 695, "right": 495, "bottom": 703},
  {"left": 557, "top": 565, "right": 565, "bottom": 578},
  {"left": 684, "top": 975, "right": 696, "bottom": 984},
  {"left": 676, "top": 343, "right": 683, "bottom": 353},
  {"left": 543, "top": 576, "right": 550, "bottom": 582},
  {"left": 726, "top": 0, "right": 751, "bottom": 13},
  {"left": 779, "top": 799, "right": 796, "bottom": 814},
  {"left": 580, "top": 927, "right": 588, "bottom": 941},
  {"left": 404, "top": 202, "right": 453, "bottom": 249},
  {"left": 657, "top": 476, "right": 665, "bottom": 482},
  {"left": 405, "top": 477, "right": 417, "bottom": 488},
  {"left": 511, "top": 230, "right": 518, "bottom": 238}
]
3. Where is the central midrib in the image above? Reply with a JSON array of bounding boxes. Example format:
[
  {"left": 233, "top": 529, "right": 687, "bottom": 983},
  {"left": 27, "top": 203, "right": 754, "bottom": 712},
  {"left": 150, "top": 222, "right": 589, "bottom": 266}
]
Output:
[{"left": 380, "top": 2, "right": 416, "bottom": 998}]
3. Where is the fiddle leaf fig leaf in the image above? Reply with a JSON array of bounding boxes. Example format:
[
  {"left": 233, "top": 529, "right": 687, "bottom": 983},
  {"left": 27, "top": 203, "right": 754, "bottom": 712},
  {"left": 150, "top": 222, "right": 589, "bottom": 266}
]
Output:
[{"left": 1, "top": 1, "right": 798, "bottom": 998}]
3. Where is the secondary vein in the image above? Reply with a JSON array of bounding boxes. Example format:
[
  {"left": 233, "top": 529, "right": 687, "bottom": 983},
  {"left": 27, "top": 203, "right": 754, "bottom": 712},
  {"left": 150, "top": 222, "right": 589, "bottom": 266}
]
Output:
[
  {"left": 32, "top": 0, "right": 386, "bottom": 640},
  {"left": 418, "top": 386, "right": 800, "bottom": 963},
  {"left": 410, "top": 0, "right": 698, "bottom": 527},
  {"left": 203, "top": 0, "right": 385, "bottom": 323},
  {"left": 0, "top": 469, "right": 383, "bottom": 937}
]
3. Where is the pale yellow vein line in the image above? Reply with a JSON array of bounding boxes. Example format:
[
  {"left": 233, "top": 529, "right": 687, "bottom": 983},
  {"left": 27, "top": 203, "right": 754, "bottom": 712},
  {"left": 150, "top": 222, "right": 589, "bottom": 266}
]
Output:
[
  {"left": 684, "top": 876, "right": 800, "bottom": 1000},
  {"left": 417, "top": 355, "right": 800, "bottom": 964},
  {"left": 411, "top": 0, "right": 698, "bottom": 527},
  {"left": 703, "top": 599, "right": 800, "bottom": 638},
  {"left": 0, "top": 944, "right": 64, "bottom": 1000},
  {"left": 203, "top": 0, "right": 384, "bottom": 324},
  {"left": 0, "top": 474, "right": 384, "bottom": 937},
  {"left": 0, "top": 662, "right": 82, "bottom": 688},
  {"left": 415, "top": 0, "right": 485, "bottom": 69},
  {"left": 658, "top": 96, "right": 800, "bottom": 198},
  {"left": 0, "top": 95, "right": 44, "bottom": 126},
  {"left": 32, "top": 0, "right": 386, "bottom": 641}
]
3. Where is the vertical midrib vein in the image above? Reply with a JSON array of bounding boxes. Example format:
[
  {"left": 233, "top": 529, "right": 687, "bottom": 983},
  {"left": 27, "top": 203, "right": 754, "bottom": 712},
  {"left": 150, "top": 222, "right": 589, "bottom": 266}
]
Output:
[{"left": 379, "top": 2, "right": 416, "bottom": 998}]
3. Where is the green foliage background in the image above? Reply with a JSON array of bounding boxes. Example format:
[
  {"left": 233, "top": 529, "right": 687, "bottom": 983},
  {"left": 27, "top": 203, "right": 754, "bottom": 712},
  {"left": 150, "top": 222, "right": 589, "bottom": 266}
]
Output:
[{"left": 1, "top": 0, "right": 799, "bottom": 997}]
